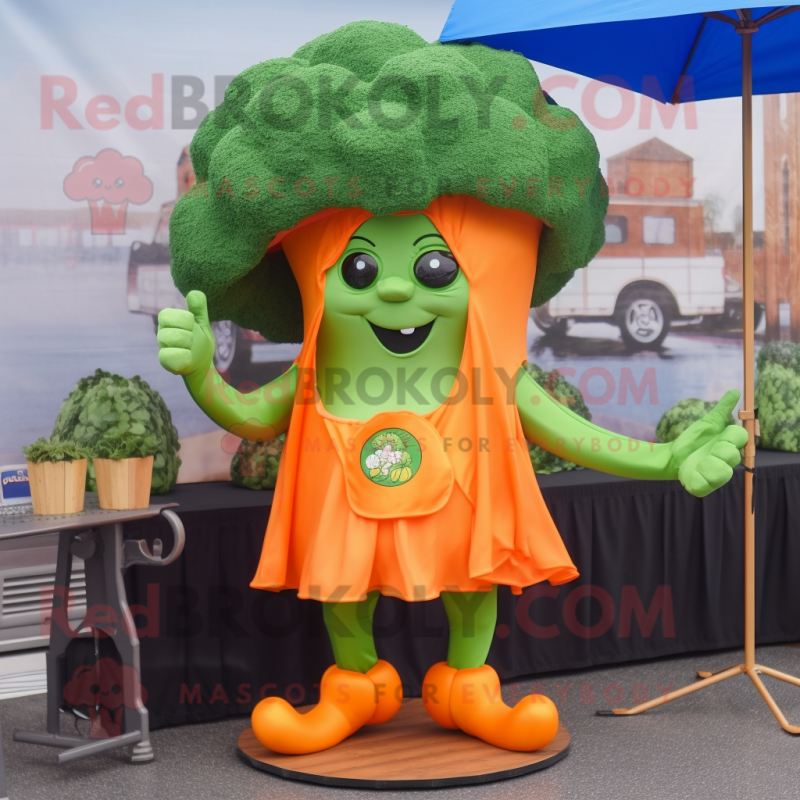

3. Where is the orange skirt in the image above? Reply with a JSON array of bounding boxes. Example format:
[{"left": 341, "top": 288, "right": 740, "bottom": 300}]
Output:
[{"left": 250, "top": 398, "right": 579, "bottom": 602}]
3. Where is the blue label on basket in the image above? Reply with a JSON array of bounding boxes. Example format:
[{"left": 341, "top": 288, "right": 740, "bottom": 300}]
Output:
[{"left": 1, "top": 468, "right": 31, "bottom": 501}]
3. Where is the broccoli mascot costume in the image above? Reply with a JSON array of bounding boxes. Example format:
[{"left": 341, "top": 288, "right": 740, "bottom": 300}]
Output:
[{"left": 158, "top": 21, "right": 748, "bottom": 754}]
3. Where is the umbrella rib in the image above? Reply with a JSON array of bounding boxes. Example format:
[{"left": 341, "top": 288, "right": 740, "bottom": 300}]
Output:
[
  {"left": 671, "top": 17, "right": 707, "bottom": 104},
  {"left": 754, "top": 5, "right": 800, "bottom": 26},
  {"left": 704, "top": 10, "right": 739, "bottom": 26}
]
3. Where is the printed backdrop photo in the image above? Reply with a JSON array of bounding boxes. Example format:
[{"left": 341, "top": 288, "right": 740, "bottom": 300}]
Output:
[{"left": 1, "top": 0, "right": 797, "bottom": 482}]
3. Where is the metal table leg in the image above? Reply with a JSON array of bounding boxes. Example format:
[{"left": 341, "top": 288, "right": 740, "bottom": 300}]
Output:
[{"left": 14, "top": 509, "right": 184, "bottom": 764}]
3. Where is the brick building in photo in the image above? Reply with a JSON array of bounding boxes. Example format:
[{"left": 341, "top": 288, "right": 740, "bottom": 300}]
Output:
[
  {"left": 763, "top": 93, "right": 800, "bottom": 341},
  {"left": 603, "top": 138, "right": 706, "bottom": 260}
]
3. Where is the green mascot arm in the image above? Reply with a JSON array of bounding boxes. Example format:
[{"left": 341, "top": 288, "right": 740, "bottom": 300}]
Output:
[
  {"left": 157, "top": 290, "right": 296, "bottom": 441},
  {"left": 515, "top": 367, "right": 748, "bottom": 498}
]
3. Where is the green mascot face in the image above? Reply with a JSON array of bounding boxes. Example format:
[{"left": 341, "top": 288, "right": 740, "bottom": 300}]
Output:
[{"left": 316, "top": 215, "right": 470, "bottom": 419}]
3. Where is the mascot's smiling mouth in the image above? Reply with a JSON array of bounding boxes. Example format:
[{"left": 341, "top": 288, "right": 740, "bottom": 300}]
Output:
[{"left": 368, "top": 320, "right": 435, "bottom": 354}]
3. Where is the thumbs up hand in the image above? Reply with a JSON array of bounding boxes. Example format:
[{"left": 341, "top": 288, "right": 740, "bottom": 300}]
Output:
[
  {"left": 670, "top": 390, "right": 750, "bottom": 498},
  {"left": 157, "top": 290, "right": 215, "bottom": 376}
]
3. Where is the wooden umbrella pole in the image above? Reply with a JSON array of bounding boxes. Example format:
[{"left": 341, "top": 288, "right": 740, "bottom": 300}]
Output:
[
  {"left": 736, "top": 20, "right": 800, "bottom": 733},
  {"left": 740, "top": 19, "right": 756, "bottom": 676},
  {"left": 601, "top": 14, "right": 800, "bottom": 732}
]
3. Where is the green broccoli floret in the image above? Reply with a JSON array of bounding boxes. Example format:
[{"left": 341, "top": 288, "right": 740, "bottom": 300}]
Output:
[
  {"left": 757, "top": 340, "right": 800, "bottom": 375},
  {"left": 656, "top": 397, "right": 737, "bottom": 443},
  {"left": 523, "top": 362, "right": 591, "bottom": 474},
  {"left": 51, "top": 369, "right": 181, "bottom": 493},
  {"left": 756, "top": 341, "right": 800, "bottom": 453},
  {"left": 231, "top": 434, "right": 285, "bottom": 490}
]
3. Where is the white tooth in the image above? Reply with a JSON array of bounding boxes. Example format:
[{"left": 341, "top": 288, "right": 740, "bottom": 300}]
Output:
[{"left": 400, "top": 328, "right": 415, "bottom": 335}]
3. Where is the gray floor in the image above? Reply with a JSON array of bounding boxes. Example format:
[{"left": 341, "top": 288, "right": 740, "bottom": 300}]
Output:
[{"left": 3, "top": 645, "right": 800, "bottom": 800}]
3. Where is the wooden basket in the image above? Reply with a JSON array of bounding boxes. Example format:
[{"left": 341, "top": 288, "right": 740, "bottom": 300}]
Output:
[
  {"left": 93, "top": 456, "right": 153, "bottom": 511},
  {"left": 27, "top": 459, "right": 87, "bottom": 515}
]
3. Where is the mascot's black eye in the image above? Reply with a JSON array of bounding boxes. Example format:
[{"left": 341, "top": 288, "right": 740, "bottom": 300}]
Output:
[
  {"left": 414, "top": 250, "right": 459, "bottom": 288},
  {"left": 341, "top": 252, "right": 378, "bottom": 289}
]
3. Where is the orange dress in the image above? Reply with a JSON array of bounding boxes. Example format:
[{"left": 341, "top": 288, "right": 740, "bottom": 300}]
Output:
[{"left": 250, "top": 196, "right": 579, "bottom": 602}]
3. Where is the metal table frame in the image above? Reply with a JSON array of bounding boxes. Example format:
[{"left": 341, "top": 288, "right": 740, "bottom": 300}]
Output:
[{"left": 1, "top": 503, "right": 184, "bottom": 766}]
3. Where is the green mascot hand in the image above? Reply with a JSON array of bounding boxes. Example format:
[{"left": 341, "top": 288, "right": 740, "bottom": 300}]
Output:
[
  {"left": 157, "top": 290, "right": 215, "bottom": 377},
  {"left": 669, "top": 389, "right": 749, "bottom": 498},
  {"left": 517, "top": 369, "right": 747, "bottom": 496},
  {"left": 157, "top": 289, "right": 296, "bottom": 441}
]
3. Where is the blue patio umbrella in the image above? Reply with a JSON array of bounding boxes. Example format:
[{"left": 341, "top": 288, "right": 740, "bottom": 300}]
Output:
[
  {"left": 441, "top": 3, "right": 800, "bottom": 101},
  {"left": 442, "top": 3, "right": 800, "bottom": 732}
]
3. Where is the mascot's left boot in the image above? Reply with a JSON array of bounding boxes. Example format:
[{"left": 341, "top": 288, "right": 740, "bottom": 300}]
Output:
[
  {"left": 251, "top": 660, "right": 402, "bottom": 754},
  {"left": 422, "top": 662, "right": 559, "bottom": 751}
]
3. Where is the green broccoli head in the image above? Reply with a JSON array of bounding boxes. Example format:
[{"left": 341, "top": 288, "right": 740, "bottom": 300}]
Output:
[
  {"left": 656, "top": 398, "right": 736, "bottom": 444},
  {"left": 756, "top": 341, "right": 800, "bottom": 453},
  {"left": 523, "top": 361, "right": 591, "bottom": 474},
  {"left": 231, "top": 435, "right": 285, "bottom": 490},
  {"left": 51, "top": 369, "right": 181, "bottom": 493},
  {"left": 170, "top": 20, "right": 607, "bottom": 343},
  {"left": 757, "top": 340, "right": 800, "bottom": 375}
]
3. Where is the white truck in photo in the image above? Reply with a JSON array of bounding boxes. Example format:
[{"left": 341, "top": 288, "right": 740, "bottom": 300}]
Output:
[{"left": 533, "top": 139, "right": 756, "bottom": 350}]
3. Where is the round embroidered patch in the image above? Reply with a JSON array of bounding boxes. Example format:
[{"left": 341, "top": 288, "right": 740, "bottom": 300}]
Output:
[{"left": 360, "top": 428, "right": 422, "bottom": 487}]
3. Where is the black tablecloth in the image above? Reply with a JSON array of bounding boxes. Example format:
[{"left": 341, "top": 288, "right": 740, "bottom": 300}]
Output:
[{"left": 110, "top": 451, "right": 800, "bottom": 730}]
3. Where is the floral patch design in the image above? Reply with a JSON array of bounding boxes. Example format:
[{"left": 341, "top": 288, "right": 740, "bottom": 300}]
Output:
[{"left": 360, "top": 428, "right": 422, "bottom": 487}]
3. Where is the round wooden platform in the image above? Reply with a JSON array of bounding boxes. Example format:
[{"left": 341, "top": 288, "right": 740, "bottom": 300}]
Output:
[{"left": 237, "top": 698, "right": 570, "bottom": 789}]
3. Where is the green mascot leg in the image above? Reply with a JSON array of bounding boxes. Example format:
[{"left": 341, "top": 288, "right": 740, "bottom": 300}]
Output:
[
  {"left": 324, "top": 587, "right": 497, "bottom": 672},
  {"left": 424, "top": 585, "right": 559, "bottom": 751},
  {"left": 441, "top": 586, "right": 497, "bottom": 669},
  {"left": 322, "top": 591, "right": 380, "bottom": 673},
  {"left": 320, "top": 591, "right": 403, "bottom": 728}
]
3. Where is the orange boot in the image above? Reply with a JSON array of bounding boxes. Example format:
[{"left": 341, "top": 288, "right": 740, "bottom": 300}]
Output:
[
  {"left": 251, "top": 665, "right": 377, "bottom": 754},
  {"left": 422, "top": 662, "right": 559, "bottom": 752},
  {"left": 365, "top": 659, "right": 403, "bottom": 724},
  {"left": 422, "top": 661, "right": 459, "bottom": 729}
]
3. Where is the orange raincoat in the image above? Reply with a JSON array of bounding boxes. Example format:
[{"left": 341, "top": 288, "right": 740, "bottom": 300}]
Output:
[{"left": 250, "top": 195, "right": 579, "bottom": 602}]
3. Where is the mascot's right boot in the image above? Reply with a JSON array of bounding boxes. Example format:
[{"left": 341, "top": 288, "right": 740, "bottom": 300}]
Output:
[
  {"left": 422, "top": 661, "right": 559, "bottom": 752},
  {"left": 251, "top": 659, "right": 402, "bottom": 754}
]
